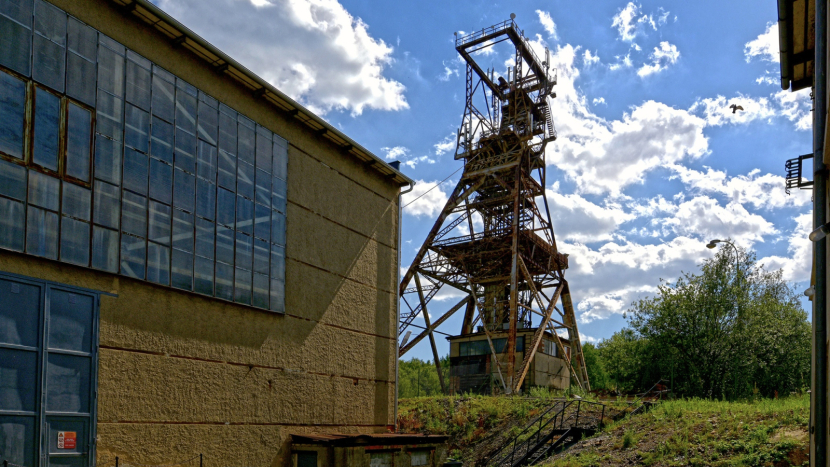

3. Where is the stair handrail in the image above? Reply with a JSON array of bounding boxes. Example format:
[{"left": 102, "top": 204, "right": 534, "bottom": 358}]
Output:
[{"left": 487, "top": 400, "right": 571, "bottom": 466}]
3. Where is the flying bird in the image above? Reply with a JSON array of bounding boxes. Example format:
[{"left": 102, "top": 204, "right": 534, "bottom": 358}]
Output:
[{"left": 730, "top": 104, "right": 744, "bottom": 114}]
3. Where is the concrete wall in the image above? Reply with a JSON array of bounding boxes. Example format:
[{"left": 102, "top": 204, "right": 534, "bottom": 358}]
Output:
[
  {"left": 0, "top": 1, "right": 403, "bottom": 466},
  {"left": 290, "top": 445, "right": 447, "bottom": 467}
]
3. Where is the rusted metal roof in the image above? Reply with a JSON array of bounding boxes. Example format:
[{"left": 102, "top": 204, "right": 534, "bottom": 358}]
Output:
[
  {"left": 291, "top": 433, "right": 449, "bottom": 447},
  {"left": 107, "top": 0, "right": 414, "bottom": 188}
]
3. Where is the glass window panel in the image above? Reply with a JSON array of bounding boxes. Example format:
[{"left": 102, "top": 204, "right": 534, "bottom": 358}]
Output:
[
  {"left": 0, "top": 197, "right": 24, "bottom": 251},
  {"left": 121, "top": 191, "right": 147, "bottom": 238},
  {"left": 33, "top": 88, "right": 60, "bottom": 170},
  {"left": 193, "top": 255, "right": 213, "bottom": 296},
  {"left": 255, "top": 127, "right": 271, "bottom": 173},
  {"left": 254, "top": 203, "right": 270, "bottom": 241},
  {"left": 171, "top": 248, "right": 192, "bottom": 291},
  {"left": 99, "top": 34, "right": 124, "bottom": 54},
  {"left": 197, "top": 140, "right": 217, "bottom": 182},
  {"left": 26, "top": 205, "right": 58, "bottom": 259},
  {"left": 28, "top": 170, "right": 59, "bottom": 211},
  {"left": 93, "top": 180, "right": 119, "bottom": 229},
  {"left": 120, "top": 233, "right": 145, "bottom": 279},
  {"left": 216, "top": 187, "right": 235, "bottom": 228},
  {"left": 238, "top": 124, "right": 255, "bottom": 165},
  {"left": 66, "top": 103, "right": 92, "bottom": 182},
  {"left": 123, "top": 147, "right": 148, "bottom": 195},
  {"left": 0, "top": 70, "right": 26, "bottom": 159},
  {"left": 237, "top": 161, "right": 254, "bottom": 200},
  {"left": 146, "top": 242, "right": 170, "bottom": 286},
  {"left": 126, "top": 58, "right": 151, "bottom": 110},
  {"left": 151, "top": 72, "right": 174, "bottom": 122},
  {"left": 172, "top": 208, "right": 193, "bottom": 253},
  {"left": 197, "top": 101, "right": 218, "bottom": 145},
  {"left": 0, "top": 14, "right": 31, "bottom": 76},
  {"left": 34, "top": 0, "right": 64, "bottom": 44},
  {"left": 61, "top": 183, "right": 90, "bottom": 221},
  {"left": 174, "top": 127, "right": 196, "bottom": 173},
  {"left": 0, "top": 348, "right": 38, "bottom": 411},
  {"left": 67, "top": 17, "right": 95, "bottom": 60},
  {"left": 252, "top": 273, "right": 268, "bottom": 309},
  {"left": 273, "top": 140, "right": 288, "bottom": 180},
  {"left": 195, "top": 178, "right": 215, "bottom": 221},
  {"left": 255, "top": 169, "right": 270, "bottom": 207},
  {"left": 253, "top": 238, "right": 268, "bottom": 274},
  {"left": 0, "top": 276, "right": 40, "bottom": 347},
  {"left": 272, "top": 177, "right": 287, "bottom": 213},
  {"left": 234, "top": 267, "right": 251, "bottom": 305},
  {"left": 91, "top": 226, "right": 118, "bottom": 272},
  {"left": 175, "top": 87, "right": 197, "bottom": 134},
  {"left": 46, "top": 353, "right": 90, "bottom": 413},
  {"left": 0, "top": 416, "right": 36, "bottom": 467},
  {"left": 97, "top": 45, "right": 124, "bottom": 97},
  {"left": 96, "top": 90, "right": 123, "bottom": 141},
  {"left": 195, "top": 218, "right": 214, "bottom": 260},
  {"left": 125, "top": 104, "right": 150, "bottom": 153},
  {"left": 66, "top": 52, "right": 95, "bottom": 106},
  {"left": 59, "top": 217, "right": 89, "bottom": 266},
  {"left": 215, "top": 261, "right": 233, "bottom": 301},
  {"left": 93, "top": 135, "right": 122, "bottom": 184},
  {"left": 218, "top": 111, "right": 237, "bottom": 155},
  {"left": 173, "top": 168, "right": 195, "bottom": 212},
  {"left": 235, "top": 231, "right": 252, "bottom": 271},
  {"left": 48, "top": 289, "right": 93, "bottom": 353},
  {"left": 270, "top": 278, "right": 285, "bottom": 313},
  {"left": 270, "top": 244, "right": 285, "bottom": 281},
  {"left": 0, "top": 158, "right": 26, "bottom": 200},
  {"left": 271, "top": 210, "right": 286, "bottom": 246},
  {"left": 148, "top": 158, "right": 173, "bottom": 204},
  {"left": 150, "top": 116, "right": 174, "bottom": 164},
  {"left": 148, "top": 200, "right": 171, "bottom": 245},
  {"left": 215, "top": 224, "right": 233, "bottom": 265},
  {"left": 236, "top": 196, "right": 253, "bottom": 235},
  {"left": 32, "top": 32, "right": 64, "bottom": 93},
  {"left": 217, "top": 149, "right": 236, "bottom": 190}
]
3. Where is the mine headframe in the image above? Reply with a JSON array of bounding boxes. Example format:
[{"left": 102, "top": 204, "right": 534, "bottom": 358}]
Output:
[{"left": 398, "top": 17, "right": 591, "bottom": 395}]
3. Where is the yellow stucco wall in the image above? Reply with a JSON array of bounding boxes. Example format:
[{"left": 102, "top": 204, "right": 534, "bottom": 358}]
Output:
[{"left": 0, "top": 1, "right": 403, "bottom": 466}]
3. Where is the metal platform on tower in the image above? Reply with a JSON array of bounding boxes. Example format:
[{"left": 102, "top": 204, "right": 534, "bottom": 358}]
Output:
[{"left": 398, "top": 16, "right": 591, "bottom": 394}]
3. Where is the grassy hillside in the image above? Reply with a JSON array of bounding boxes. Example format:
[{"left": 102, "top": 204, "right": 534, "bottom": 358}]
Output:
[{"left": 397, "top": 394, "right": 809, "bottom": 467}]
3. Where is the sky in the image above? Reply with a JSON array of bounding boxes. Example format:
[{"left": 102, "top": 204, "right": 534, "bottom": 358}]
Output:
[{"left": 152, "top": 0, "right": 814, "bottom": 361}]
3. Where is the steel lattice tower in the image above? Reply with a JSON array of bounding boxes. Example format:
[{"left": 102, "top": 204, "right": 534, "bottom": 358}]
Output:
[{"left": 398, "top": 18, "right": 590, "bottom": 394}]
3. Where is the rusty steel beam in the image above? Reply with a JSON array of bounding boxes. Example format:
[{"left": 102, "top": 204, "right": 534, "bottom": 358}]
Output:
[
  {"left": 399, "top": 296, "right": 470, "bottom": 357},
  {"left": 415, "top": 274, "right": 446, "bottom": 394}
]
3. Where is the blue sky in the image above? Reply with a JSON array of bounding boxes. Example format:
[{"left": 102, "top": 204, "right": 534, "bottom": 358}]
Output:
[{"left": 155, "top": 0, "right": 813, "bottom": 361}]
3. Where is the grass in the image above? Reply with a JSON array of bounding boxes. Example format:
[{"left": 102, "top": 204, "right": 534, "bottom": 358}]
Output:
[{"left": 542, "top": 395, "right": 810, "bottom": 467}]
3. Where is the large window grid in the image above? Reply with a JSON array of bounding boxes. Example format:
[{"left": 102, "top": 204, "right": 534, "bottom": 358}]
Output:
[{"left": 0, "top": 0, "right": 287, "bottom": 313}]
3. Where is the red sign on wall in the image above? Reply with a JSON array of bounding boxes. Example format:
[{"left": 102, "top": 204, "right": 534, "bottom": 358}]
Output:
[{"left": 57, "top": 432, "right": 77, "bottom": 449}]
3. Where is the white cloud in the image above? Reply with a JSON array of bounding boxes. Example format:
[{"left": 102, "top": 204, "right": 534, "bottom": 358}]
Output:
[
  {"left": 611, "top": 2, "right": 663, "bottom": 42},
  {"left": 592, "top": 97, "right": 606, "bottom": 105},
  {"left": 433, "top": 133, "right": 457, "bottom": 156},
  {"left": 690, "top": 94, "right": 775, "bottom": 126},
  {"left": 609, "top": 53, "right": 633, "bottom": 71},
  {"left": 402, "top": 180, "right": 450, "bottom": 218},
  {"left": 583, "top": 49, "right": 600, "bottom": 66},
  {"left": 537, "top": 10, "right": 559, "bottom": 40},
  {"left": 774, "top": 88, "right": 813, "bottom": 130},
  {"left": 661, "top": 196, "right": 777, "bottom": 245},
  {"left": 745, "top": 22, "right": 780, "bottom": 63},
  {"left": 637, "top": 41, "right": 679, "bottom": 77},
  {"left": 548, "top": 190, "right": 635, "bottom": 242},
  {"left": 758, "top": 213, "right": 812, "bottom": 283},
  {"left": 155, "top": 0, "right": 407, "bottom": 115},
  {"left": 382, "top": 146, "right": 435, "bottom": 169},
  {"left": 382, "top": 146, "right": 408, "bottom": 161}
]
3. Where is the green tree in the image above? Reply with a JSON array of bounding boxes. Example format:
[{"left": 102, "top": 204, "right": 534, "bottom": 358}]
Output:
[
  {"left": 398, "top": 356, "right": 450, "bottom": 398},
  {"left": 624, "top": 242, "right": 810, "bottom": 399},
  {"left": 581, "top": 342, "right": 610, "bottom": 390}
]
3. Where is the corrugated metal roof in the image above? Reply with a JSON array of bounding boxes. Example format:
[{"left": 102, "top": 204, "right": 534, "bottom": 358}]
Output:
[{"left": 108, "top": 0, "right": 414, "bottom": 188}]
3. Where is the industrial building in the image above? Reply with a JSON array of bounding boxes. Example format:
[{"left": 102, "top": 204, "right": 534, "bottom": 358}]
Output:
[{"left": 0, "top": 0, "right": 451, "bottom": 466}]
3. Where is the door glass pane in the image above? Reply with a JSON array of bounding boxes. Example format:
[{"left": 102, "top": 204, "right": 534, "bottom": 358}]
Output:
[
  {"left": 93, "top": 180, "right": 120, "bottom": 229},
  {"left": 0, "top": 15, "right": 32, "bottom": 76},
  {"left": 27, "top": 205, "right": 58, "bottom": 259},
  {"left": 0, "top": 197, "right": 25, "bottom": 252},
  {"left": 33, "top": 88, "right": 60, "bottom": 171},
  {"left": 59, "top": 217, "right": 90, "bottom": 267},
  {"left": 146, "top": 242, "right": 170, "bottom": 286},
  {"left": 120, "top": 234, "right": 145, "bottom": 279},
  {"left": 46, "top": 354, "right": 90, "bottom": 413},
  {"left": 0, "top": 70, "right": 26, "bottom": 159},
  {"left": 0, "top": 348, "right": 38, "bottom": 412},
  {"left": 47, "top": 417, "right": 88, "bottom": 455},
  {"left": 91, "top": 226, "right": 118, "bottom": 272},
  {"left": 0, "top": 416, "right": 37, "bottom": 467},
  {"left": 48, "top": 289, "right": 93, "bottom": 353},
  {"left": 66, "top": 103, "right": 92, "bottom": 182},
  {"left": 62, "top": 183, "right": 91, "bottom": 221},
  {"left": 0, "top": 277, "right": 40, "bottom": 347}
]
